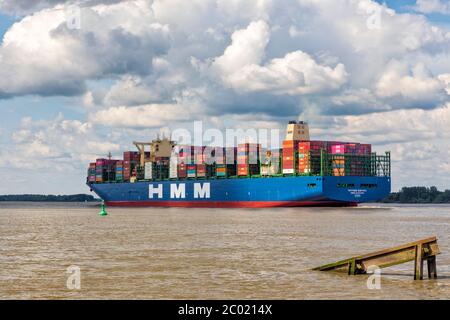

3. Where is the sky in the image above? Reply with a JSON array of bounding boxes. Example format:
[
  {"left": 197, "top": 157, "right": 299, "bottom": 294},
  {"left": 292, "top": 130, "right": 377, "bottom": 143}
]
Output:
[{"left": 0, "top": 0, "right": 449, "bottom": 194}]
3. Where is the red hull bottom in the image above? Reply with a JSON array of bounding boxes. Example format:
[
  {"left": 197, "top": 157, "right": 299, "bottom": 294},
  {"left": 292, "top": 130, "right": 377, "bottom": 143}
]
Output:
[{"left": 105, "top": 200, "right": 358, "bottom": 208}]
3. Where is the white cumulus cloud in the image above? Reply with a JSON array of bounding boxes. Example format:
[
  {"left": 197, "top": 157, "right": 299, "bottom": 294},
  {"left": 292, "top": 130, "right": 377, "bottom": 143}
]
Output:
[
  {"left": 212, "top": 20, "right": 348, "bottom": 95},
  {"left": 0, "top": 0, "right": 171, "bottom": 98},
  {"left": 414, "top": 0, "right": 450, "bottom": 15},
  {"left": 375, "top": 61, "right": 450, "bottom": 103}
]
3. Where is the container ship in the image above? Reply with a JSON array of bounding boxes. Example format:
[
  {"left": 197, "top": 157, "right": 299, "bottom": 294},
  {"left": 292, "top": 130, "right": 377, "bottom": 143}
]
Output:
[{"left": 87, "top": 121, "right": 391, "bottom": 207}]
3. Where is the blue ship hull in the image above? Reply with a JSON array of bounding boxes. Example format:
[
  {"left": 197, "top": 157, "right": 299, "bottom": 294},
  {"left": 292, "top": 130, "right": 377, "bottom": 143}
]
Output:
[{"left": 88, "top": 176, "right": 390, "bottom": 207}]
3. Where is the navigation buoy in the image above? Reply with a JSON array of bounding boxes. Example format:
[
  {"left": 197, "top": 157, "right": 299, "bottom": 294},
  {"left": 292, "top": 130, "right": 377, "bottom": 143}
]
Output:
[{"left": 99, "top": 200, "right": 108, "bottom": 216}]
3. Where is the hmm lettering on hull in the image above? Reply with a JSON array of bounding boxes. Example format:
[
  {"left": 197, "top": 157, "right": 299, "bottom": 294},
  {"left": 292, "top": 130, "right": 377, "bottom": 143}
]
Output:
[{"left": 149, "top": 183, "right": 211, "bottom": 199}]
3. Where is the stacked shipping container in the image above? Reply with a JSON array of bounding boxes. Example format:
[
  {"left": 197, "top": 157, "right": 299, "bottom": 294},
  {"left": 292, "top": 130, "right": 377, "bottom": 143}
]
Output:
[
  {"left": 237, "top": 143, "right": 261, "bottom": 176},
  {"left": 187, "top": 164, "right": 196, "bottom": 178},
  {"left": 331, "top": 143, "right": 372, "bottom": 176},
  {"left": 87, "top": 163, "right": 96, "bottom": 183},
  {"left": 88, "top": 140, "right": 374, "bottom": 183},
  {"left": 177, "top": 145, "right": 192, "bottom": 178},
  {"left": 170, "top": 146, "right": 239, "bottom": 178},
  {"left": 115, "top": 161, "right": 123, "bottom": 181},
  {"left": 193, "top": 146, "right": 205, "bottom": 178},
  {"left": 153, "top": 157, "right": 170, "bottom": 179},
  {"left": 297, "top": 141, "right": 327, "bottom": 174},
  {"left": 279, "top": 140, "right": 373, "bottom": 176},
  {"left": 95, "top": 159, "right": 117, "bottom": 183},
  {"left": 123, "top": 151, "right": 139, "bottom": 181},
  {"left": 282, "top": 140, "right": 298, "bottom": 174},
  {"left": 222, "top": 147, "right": 237, "bottom": 177}
]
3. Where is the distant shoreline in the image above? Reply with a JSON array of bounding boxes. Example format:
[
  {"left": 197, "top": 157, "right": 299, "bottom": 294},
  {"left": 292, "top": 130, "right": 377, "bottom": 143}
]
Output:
[
  {"left": 1, "top": 186, "right": 449, "bottom": 204},
  {"left": 379, "top": 186, "right": 450, "bottom": 204},
  {"left": 0, "top": 194, "right": 99, "bottom": 202}
]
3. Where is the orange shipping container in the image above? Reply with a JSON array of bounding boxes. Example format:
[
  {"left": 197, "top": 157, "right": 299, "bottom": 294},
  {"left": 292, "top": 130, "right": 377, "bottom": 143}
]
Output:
[
  {"left": 238, "top": 166, "right": 248, "bottom": 176},
  {"left": 282, "top": 140, "right": 299, "bottom": 147},
  {"left": 283, "top": 149, "right": 295, "bottom": 155}
]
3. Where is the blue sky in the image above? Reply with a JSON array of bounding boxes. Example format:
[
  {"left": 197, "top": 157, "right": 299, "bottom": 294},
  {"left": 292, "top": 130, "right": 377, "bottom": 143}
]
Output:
[
  {"left": 0, "top": 13, "right": 15, "bottom": 36},
  {"left": 0, "top": 0, "right": 450, "bottom": 194}
]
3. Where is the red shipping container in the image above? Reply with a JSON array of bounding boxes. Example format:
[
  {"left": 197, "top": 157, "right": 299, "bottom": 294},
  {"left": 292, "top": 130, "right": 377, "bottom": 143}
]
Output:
[
  {"left": 282, "top": 152, "right": 295, "bottom": 170},
  {"left": 359, "top": 144, "right": 372, "bottom": 155},
  {"left": 196, "top": 164, "right": 206, "bottom": 177},
  {"left": 96, "top": 158, "right": 107, "bottom": 166},
  {"left": 282, "top": 140, "right": 299, "bottom": 148},
  {"left": 283, "top": 154, "right": 294, "bottom": 161},
  {"left": 332, "top": 143, "right": 368, "bottom": 154},
  {"left": 123, "top": 151, "right": 139, "bottom": 161},
  {"left": 282, "top": 147, "right": 295, "bottom": 155},
  {"left": 177, "top": 164, "right": 187, "bottom": 178},
  {"left": 238, "top": 164, "right": 248, "bottom": 176},
  {"left": 332, "top": 144, "right": 345, "bottom": 154},
  {"left": 298, "top": 141, "right": 326, "bottom": 155}
]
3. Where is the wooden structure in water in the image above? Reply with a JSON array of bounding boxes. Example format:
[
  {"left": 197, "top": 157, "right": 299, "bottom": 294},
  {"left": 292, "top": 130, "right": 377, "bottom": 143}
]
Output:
[{"left": 313, "top": 236, "right": 440, "bottom": 280}]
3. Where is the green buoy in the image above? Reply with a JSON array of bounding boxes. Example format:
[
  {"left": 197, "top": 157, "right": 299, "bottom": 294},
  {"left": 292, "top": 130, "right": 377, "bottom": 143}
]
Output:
[{"left": 99, "top": 200, "right": 108, "bottom": 216}]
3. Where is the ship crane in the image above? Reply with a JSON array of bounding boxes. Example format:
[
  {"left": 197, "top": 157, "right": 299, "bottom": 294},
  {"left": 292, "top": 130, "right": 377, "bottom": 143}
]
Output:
[
  {"left": 133, "top": 135, "right": 176, "bottom": 167},
  {"left": 133, "top": 141, "right": 152, "bottom": 167}
]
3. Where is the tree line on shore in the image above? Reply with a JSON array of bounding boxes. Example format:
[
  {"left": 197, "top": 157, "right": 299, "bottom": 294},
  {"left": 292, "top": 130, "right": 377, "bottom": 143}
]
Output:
[
  {"left": 0, "top": 194, "right": 98, "bottom": 202},
  {"left": 381, "top": 186, "right": 450, "bottom": 203}
]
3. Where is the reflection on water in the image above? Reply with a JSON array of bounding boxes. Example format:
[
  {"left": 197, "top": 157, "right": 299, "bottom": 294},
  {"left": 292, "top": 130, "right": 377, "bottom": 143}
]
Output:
[{"left": 0, "top": 202, "right": 449, "bottom": 299}]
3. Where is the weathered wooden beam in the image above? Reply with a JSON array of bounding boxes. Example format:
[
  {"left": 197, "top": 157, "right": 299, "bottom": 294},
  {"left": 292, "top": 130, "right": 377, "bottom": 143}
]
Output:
[
  {"left": 414, "top": 243, "right": 424, "bottom": 280},
  {"left": 427, "top": 256, "right": 437, "bottom": 279},
  {"left": 313, "top": 236, "right": 440, "bottom": 280},
  {"left": 312, "top": 258, "right": 353, "bottom": 271},
  {"left": 348, "top": 258, "right": 357, "bottom": 275}
]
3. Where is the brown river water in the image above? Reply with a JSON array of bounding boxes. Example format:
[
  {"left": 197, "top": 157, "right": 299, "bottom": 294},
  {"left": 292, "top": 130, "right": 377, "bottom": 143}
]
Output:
[{"left": 0, "top": 202, "right": 449, "bottom": 299}]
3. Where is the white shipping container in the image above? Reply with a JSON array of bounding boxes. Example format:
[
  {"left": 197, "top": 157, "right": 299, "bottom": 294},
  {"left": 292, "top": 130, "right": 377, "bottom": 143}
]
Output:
[
  {"left": 144, "top": 162, "right": 153, "bottom": 179},
  {"left": 169, "top": 156, "right": 178, "bottom": 178},
  {"left": 261, "top": 166, "right": 269, "bottom": 176},
  {"left": 169, "top": 168, "right": 178, "bottom": 178},
  {"left": 282, "top": 168, "right": 294, "bottom": 174},
  {"left": 261, "top": 165, "right": 279, "bottom": 176}
]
